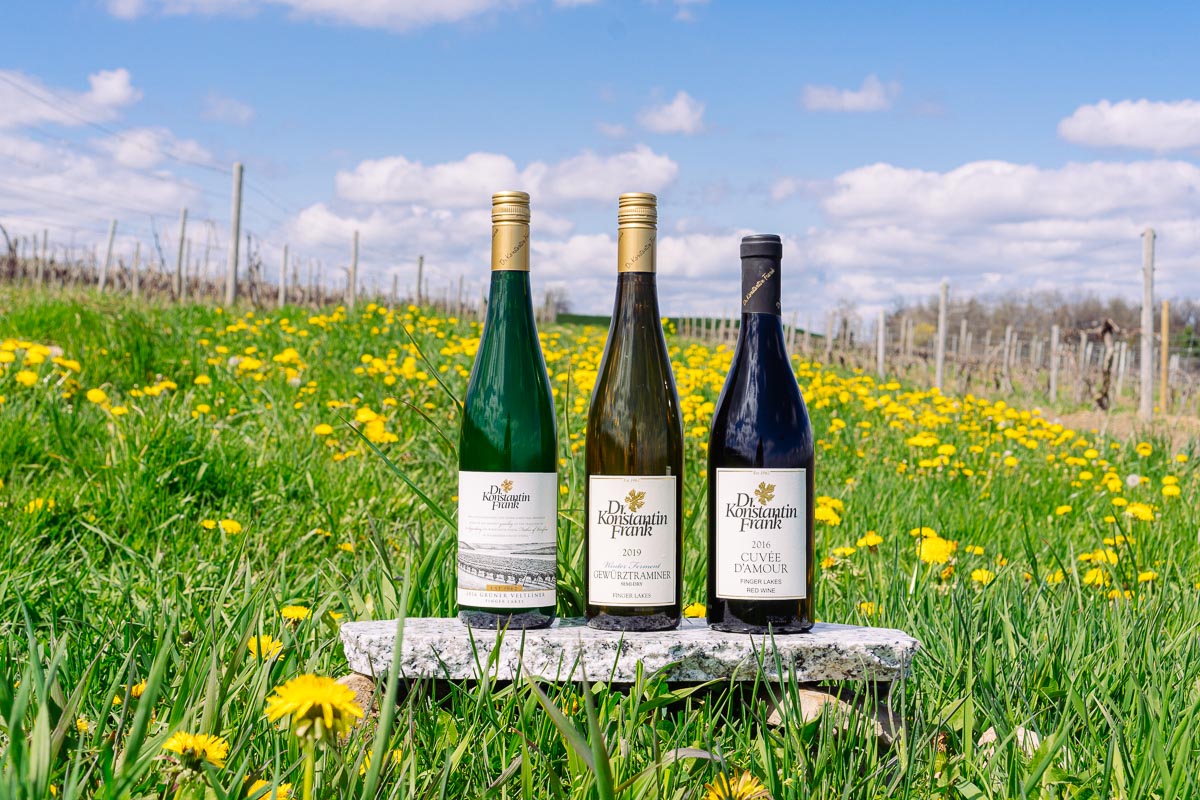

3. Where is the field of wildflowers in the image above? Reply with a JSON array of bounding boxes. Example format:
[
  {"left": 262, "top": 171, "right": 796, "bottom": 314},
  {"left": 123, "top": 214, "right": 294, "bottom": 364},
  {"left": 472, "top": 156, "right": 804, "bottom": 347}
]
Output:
[{"left": 1, "top": 288, "right": 1198, "bottom": 798}]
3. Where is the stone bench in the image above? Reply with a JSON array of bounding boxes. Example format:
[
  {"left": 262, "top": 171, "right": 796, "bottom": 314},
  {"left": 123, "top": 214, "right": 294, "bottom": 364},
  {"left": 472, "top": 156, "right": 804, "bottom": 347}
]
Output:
[{"left": 340, "top": 617, "right": 921, "bottom": 740}]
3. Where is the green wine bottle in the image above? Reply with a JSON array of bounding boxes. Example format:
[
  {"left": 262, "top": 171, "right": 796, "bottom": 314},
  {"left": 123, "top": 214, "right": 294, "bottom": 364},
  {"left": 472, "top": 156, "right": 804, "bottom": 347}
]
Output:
[
  {"left": 457, "top": 191, "right": 558, "bottom": 630},
  {"left": 584, "top": 193, "right": 684, "bottom": 631}
]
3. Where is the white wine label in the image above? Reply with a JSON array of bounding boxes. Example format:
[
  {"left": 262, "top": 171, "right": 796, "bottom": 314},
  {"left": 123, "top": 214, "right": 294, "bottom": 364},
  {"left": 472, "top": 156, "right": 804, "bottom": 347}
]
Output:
[
  {"left": 715, "top": 468, "right": 807, "bottom": 600},
  {"left": 457, "top": 471, "right": 557, "bottom": 608},
  {"left": 588, "top": 475, "right": 677, "bottom": 606}
]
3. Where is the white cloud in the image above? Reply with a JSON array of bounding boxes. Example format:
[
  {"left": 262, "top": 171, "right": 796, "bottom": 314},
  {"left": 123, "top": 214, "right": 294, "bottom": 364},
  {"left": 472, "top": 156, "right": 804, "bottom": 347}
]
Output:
[
  {"left": 771, "top": 177, "right": 800, "bottom": 202},
  {"left": 93, "top": 127, "right": 213, "bottom": 170},
  {"left": 202, "top": 92, "right": 255, "bottom": 125},
  {"left": 107, "top": 0, "right": 519, "bottom": 31},
  {"left": 796, "top": 158, "right": 1200, "bottom": 313},
  {"left": 637, "top": 91, "right": 705, "bottom": 135},
  {"left": 0, "top": 68, "right": 142, "bottom": 129},
  {"left": 335, "top": 145, "right": 678, "bottom": 207},
  {"left": 802, "top": 75, "right": 899, "bottom": 113},
  {"left": 1058, "top": 99, "right": 1200, "bottom": 152},
  {"left": 597, "top": 121, "right": 628, "bottom": 138}
]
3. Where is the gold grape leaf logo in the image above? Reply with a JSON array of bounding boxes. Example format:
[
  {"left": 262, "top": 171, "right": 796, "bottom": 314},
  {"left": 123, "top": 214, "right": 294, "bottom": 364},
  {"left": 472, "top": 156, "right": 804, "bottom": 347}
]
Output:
[
  {"left": 754, "top": 482, "right": 776, "bottom": 506},
  {"left": 625, "top": 489, "right": 646, "bottom": 513},
  {"left": 501, "top": 479, "right": 514, "bottom": 493}
]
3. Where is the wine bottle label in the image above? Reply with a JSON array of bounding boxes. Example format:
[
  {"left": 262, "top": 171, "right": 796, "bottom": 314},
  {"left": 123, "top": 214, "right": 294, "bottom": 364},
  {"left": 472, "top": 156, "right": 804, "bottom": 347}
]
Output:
[
  {"left": 587, "top": 475, "right": 677, "bottom": 606},
  {"left": 714, "top": 468, "right": 807, "bottom": 600},
  {"left": 457, "top": 471, "right": 557, "bottom": 608}
]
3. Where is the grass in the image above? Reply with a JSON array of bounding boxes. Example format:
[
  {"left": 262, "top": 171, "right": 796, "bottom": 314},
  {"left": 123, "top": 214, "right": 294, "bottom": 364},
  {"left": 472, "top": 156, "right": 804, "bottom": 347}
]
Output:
[{"left": 0, "top": 286, "right": 1198, "bottom": 799}]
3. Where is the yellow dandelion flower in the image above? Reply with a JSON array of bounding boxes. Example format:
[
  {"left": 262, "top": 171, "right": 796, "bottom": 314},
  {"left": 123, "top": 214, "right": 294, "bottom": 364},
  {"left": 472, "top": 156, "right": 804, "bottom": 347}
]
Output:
[
  {"left": 814, "top": 505, "right": 842, "bottom": 526},
  {"left": 941, "top": 564, "right": 956, "bottom": 580},
  {"left": 162, "top": 731, "right": 229, "bottom": 769},
  {"left": 338, "top": 542, "right": 355, "bottom": 553},
  {"left": 1138, "top": 570, "right": 1158, "bottom": 583},
  {"left": 246, "top": 779, "right": 292, "bottom": 799},
  {"left": 970, "top": 568, "right": 996, "bottom": 585},
  {"left": 1135, "top": 442, "right": 1152, "bottom": 457},
  {"left": 856, "top": 531, "right": 883, "bottom": 548},
  {"left": 819, "top": 556, "right": 836, "bottom": 570},
  {"left": 1176, "top": 454, "right": 1189, "bottom": 463},
  {"left": 683, "top": 602, "right": 706, "bottom": 618},
  {"left": 264, "top": 674, "right": 364, "bottom": 743},
  {"left": 917, "top": 536, "right": 956, "bottom": 565},
  {"left": 1054, "top": 505, "right": 1072, "bottom": 516},
  {"left": 1124, "top": 502, "right": 1155, "bottom": 522},
  {"left": 313, "top": 423, "right": 334, "bottom": 436},
  {"left": 85, "top": 388, "right": 108, "bottom": 404},
  {"left": 130, "top": 680, "right": 147, "bottom": 699},
  {"left": 703, "top": 771, "right": 771, "bottom": 800},
  {"left": 1082, "top": 567, "right": 1110, "bottom": 586},
  {"left": 248, "top": 635, "right": 284, "bottom": 660},
  {"left": 76, "top": 716, "right": 89, "bottom": 734},
  {"left": 359, "top": 748, "right": 404, "bottom": 776},
  {"left": 111, "top": 405, "right": 128, "bottom": 416},
  {"left": 1111, "top": 497, "right": 1128, "bottom": 508},
  {"left": 1046, "top": 569, "right": 1065, "bottom": 584},
  {"left": 858, "top": 601, "right": 876, "bottom": 616},
  {"left": 909, "top": 526, "right": 937, "bottom": 538},
  {"left": 219, "top": 519, "right": 243, "bottom": 534},
  {"left": 25, "top": 498, "right": 55, "bottom": 514},
  {"left": 194, "top": 375, "right": 212, "bottom": 385},
  {"left": 200, "top": 519, "right": 217, "bottom": 530},
  {"left": 964, "top": 545, "right": 984, "bottom": 556},
  {"left": 1108, "top": 588, "right": 1133, "bottom": 601},
  {"left": 15, "top": 370, "right": 38, "bottom": 387},
  {"left": 831, "top": 546, "right": 857, "bottom": 558},
  {"left": 1163, "top": 485, "right": 1181, "bottom": 498},
  {"left": 280, "top": 605, "right": 312, "bottom": 621}
]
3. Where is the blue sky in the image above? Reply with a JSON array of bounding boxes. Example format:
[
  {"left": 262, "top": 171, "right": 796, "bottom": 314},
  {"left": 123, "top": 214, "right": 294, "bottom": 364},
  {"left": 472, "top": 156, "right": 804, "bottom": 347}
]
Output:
[{"left": 4, "top": 0, "right": 1200, "bottom": 317}]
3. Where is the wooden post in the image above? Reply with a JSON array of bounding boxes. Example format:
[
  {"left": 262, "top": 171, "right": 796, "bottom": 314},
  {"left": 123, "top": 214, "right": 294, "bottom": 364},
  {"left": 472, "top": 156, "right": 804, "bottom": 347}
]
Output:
[
  {"left": 99, "top": 219, "right": 117, "bottom": 292},
  {"left": 278, "top": 244, "right": 289, "bottom": 307},
  {"left": 1115, "top": 341, "right": 1127, "bottom": 401},
  {"left": 1161, "top": 299, "right": 1170, "bottom": 413},
  {"left": 225, "top": 162, "right": 244, "bottom": 307},
  {"left": 416, "top": 254, "right": 425, "bottom": 306},
  {"left": 174, "top": 207, "right": 188, "bottom": 301},
  {"left": 958, "top": 317, "right": 968, "bottom": 361},
  {"left": 1049, "top": 324, "right": 1060, "bottom": 402},
  {"left": 391, "top": 274, "right": 399, "bottom": 306},
  {"left": 1139, "top": 228, "right": 1155, "bottom": 420},
  {"left": 935, "top": 280, "right": 948, "bottom": 389},
  {"left": 348, "top": 230, "right": 359, "bottom": 309},
  {"left": 824, "top": 313, "right": 835, "bottom": 363},
  {"left": 876, "top": 308, "right": 886, "bottom": 379},
  {"left": 131, "top": 242, "right": 140, "bottom": 300}
]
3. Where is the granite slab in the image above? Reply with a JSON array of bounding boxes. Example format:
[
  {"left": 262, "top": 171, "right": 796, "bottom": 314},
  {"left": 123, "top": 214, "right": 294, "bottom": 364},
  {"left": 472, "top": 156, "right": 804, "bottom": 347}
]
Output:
[{"left": 340, "top": 617, "right": 920, "bottom": 683}]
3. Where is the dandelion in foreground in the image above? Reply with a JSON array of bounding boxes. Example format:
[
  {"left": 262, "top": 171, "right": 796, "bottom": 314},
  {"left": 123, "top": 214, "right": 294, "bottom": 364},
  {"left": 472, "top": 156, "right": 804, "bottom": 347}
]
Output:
[
  {"left": 858, "top": 601, "right": 876, "bottom": 616},
  {"left": 247, "top": 778, "right": 292, "bottom": 799},
  {"left": 704, "top": 771, "right": 772, "bottom": 800},
  {"left": 163, "top": 731, "right": 228, "bottom": 768},
  {"left": 248, "top": 635, "right": 284, "bottom": 660},
  {"left": 219, "top": 519, "right": 243, "bottom": 534},
  {"left": 266, "top": 675, "right": 364, "bottom": 800},
  {"left": 280, "top": 605, "right": 312, "bottom": 621},
  {"left": 970, "top": 569, "right": 995, "bottom": 586},
  {"left": 683, "top": 602, "right": 706, "bottom": 618},
  {"left": 264, "top": 674, "right": 364, "bottom": 743}
]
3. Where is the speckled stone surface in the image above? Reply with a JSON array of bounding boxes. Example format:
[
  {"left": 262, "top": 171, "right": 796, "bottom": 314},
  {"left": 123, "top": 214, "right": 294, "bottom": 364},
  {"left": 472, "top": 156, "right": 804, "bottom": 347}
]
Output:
[{"left": 341, "top": 618, "right": 920, "bottom": 683}]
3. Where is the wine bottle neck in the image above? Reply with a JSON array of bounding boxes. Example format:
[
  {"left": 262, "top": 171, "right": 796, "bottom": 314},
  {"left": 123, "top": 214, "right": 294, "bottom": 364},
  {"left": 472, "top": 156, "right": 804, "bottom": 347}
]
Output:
[
  {"left": 492, "top": 220, "right": 530, "bottom": 272},
  {"left": 741, "top": 256, "right": 781, "bottom": 315}
]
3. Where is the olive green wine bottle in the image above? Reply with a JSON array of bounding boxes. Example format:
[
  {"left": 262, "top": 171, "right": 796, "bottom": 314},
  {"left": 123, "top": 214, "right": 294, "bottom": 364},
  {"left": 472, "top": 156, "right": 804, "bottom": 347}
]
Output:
[
  {"left": 457, "top": 191, "right": 558, "bottom": 629},
  {"left": 584, "top": 193, "right": 684, "bottom": 631}
]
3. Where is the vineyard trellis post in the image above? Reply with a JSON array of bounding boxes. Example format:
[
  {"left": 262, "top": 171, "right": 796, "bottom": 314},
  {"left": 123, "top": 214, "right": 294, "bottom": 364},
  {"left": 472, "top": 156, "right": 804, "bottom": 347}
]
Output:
[
  {"left": 1049, "top": 324, "right": 1060, "bottom": 402},
  {"left": 417, "top": 255, "right": 425, "bottom": 306},
  {"left": 225, "top": 162, "right": 244, "bottom": 307},
  {"left": 348, "top": 230, "right": 359, "bottom": 309},
  {"left": 935, "top": 279, "right": 948, "bottom": 389},
  {"left": 876, "top": 308, "right": 886, "bottom": 379},
  {"left": 174, "top": 207, "right": 188, "bottom": 302},
  {"left": 1161, "top": 299, "right": 1170, "bottom": 414},
  {"left": 279, "top": 244, "right": 289, "bottom": 308},
  {"left": 99, "top": 219, "right": 117, "bottom": 293},
  {"left": 1139, "top": 227, "right": 1155, "bottom": 420}
]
